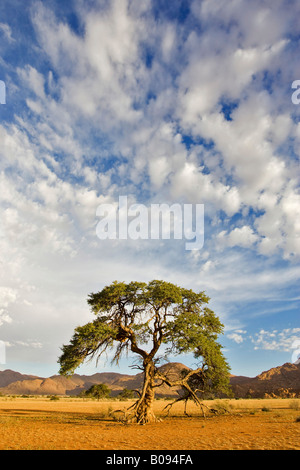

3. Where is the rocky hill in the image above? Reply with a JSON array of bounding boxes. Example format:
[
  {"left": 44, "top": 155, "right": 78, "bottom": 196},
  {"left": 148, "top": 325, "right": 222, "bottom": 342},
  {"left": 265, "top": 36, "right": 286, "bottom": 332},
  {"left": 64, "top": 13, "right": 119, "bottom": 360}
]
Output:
[
  {"left": 230, "top": 362, "right": 300, "bottom": 398},
  {"left": 0, "top": 362, "right": 299, "bottom": 398},
  {"left": 0, "top": 362, "right": 189, "bottom": 397}
]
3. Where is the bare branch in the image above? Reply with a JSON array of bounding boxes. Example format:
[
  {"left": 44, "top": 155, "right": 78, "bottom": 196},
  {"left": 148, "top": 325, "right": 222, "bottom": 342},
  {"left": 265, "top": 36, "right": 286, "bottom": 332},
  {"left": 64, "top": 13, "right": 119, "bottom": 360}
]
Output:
[{"left": 155, "top": 367, "right": 211, "bottom": 417}]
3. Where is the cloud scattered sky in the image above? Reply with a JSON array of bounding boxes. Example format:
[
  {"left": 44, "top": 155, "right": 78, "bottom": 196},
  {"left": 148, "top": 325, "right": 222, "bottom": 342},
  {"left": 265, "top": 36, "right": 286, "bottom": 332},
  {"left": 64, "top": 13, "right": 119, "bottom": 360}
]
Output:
[
  {"left": 0, "top": 0, "right": 299, "bottom": 377},
  {"left": 252, "top": 328, "right": 300, "bottom": 352}
]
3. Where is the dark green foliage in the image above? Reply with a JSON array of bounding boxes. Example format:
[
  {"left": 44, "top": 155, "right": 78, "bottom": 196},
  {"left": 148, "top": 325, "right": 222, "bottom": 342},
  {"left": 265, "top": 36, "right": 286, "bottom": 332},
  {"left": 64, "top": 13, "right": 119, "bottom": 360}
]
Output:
[
  {"left": 83, "top": 383, "right": 111, "bottom": 400},
  {"left": 59, "top": 317, "right": 117, "bottom": 375},
  {"left": 49, "top": 395, "right": 59, "bottom": 401},
  {"left": 117, "top": 388, "right": 137, "bottom": 400}
]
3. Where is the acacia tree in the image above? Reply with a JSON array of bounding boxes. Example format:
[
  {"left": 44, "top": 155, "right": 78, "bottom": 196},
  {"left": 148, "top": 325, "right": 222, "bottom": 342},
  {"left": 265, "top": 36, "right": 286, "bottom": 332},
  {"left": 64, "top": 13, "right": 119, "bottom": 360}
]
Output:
[
  {"left": 83, "top": 383, "right": 111, "bottom": 400},
  {"left": 58, "top": 280, "right": 231, "bottom": 423}
]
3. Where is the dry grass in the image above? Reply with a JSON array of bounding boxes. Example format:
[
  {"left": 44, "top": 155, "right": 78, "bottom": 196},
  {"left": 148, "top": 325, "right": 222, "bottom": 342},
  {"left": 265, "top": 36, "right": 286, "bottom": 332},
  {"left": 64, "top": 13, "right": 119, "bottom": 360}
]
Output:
[{"left": 0, "top": 396, "right": 299, "bottom": 450}]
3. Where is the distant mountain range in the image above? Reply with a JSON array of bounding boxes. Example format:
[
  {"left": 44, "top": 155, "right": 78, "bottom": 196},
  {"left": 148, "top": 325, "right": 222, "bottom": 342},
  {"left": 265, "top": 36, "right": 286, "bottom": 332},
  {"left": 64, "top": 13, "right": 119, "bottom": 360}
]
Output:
[
  {"left": 0, "top": 363, "right": 189, "bottom": 398},
  {"left": 0, "top": 362, "right": 299, "bottom": 398},
  {"left": 230, "top": 362, "right": 300, "bottom": 398}
]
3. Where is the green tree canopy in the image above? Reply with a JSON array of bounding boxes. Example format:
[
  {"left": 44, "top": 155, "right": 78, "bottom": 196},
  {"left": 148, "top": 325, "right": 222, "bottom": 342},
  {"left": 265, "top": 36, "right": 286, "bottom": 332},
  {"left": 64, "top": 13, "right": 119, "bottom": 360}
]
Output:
[
  {"left": 117, "top": 388, "right": 137, "bottom": 400},
  {"left": 83, "top": 383, "right": 111, "bottom": 400}
]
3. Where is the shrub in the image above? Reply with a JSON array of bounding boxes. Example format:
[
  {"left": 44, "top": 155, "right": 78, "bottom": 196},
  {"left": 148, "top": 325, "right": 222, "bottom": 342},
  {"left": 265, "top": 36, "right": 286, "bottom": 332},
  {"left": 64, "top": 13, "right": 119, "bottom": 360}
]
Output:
[
  {"left": 289, "top": 400, "right": 300, "bottom": 411},
  {"left": 49, "top": 395, "right": 60, "bottom": 401},
  {"left": 82, "top": 383, "right": 111, "bottom": 400},
  {"left": 117, "top": 388, "right": 137, "bottom": 400}
]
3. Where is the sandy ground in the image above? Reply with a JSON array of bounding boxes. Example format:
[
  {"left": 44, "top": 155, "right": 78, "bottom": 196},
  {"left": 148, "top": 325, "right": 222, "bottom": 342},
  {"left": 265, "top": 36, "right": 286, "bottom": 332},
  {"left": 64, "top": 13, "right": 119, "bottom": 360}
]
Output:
[{"left": 0, "top": 397, "right": 299, "bottom": 450}]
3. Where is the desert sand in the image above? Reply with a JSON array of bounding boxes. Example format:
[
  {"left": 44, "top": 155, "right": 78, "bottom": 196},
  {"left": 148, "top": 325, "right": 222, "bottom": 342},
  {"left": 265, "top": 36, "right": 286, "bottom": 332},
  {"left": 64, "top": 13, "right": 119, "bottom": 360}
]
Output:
[{"left": 0, "top": 397, "right": 299, "bottom": 450}]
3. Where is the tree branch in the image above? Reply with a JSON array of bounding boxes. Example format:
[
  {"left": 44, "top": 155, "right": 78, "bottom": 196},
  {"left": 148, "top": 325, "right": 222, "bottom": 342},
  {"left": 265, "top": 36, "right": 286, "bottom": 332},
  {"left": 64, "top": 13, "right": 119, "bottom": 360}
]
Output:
[{"left": 154, "top": 367, "right": 211, "bottom": 417}]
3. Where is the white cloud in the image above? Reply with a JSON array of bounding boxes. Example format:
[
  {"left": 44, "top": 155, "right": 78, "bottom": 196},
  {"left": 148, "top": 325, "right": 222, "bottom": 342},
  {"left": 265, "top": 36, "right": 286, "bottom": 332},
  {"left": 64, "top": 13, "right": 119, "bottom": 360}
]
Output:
[
  {"left": 0, "top": 310, "right": 13, "bottom": 327},
  {"left": 218, "top": 226, "right": 259, "bottom": 249},
  {"left": 18, "top": 65, "right": 46, "bottom": 99},
  {"left": 0, "top": 22, "right": 15, "bottom": 43},
  {"left": 0, "top": 287, "right": 17, "bottom": 327},
  {"left": 0, "top": 287, "right": 18, "bottom": 308},
  {"left": 170, "top": 161, "right": 241, "bottom": 216},
  {"left": 227, "top": 330, "right": 247, "bottom": 344},
  {"left": 13, "top": 341, "right": 43, "bottom": 349},
  {"left": 31, "top": 0, "right": 145, "bottom": 126},
  {"left": 15, "top": 0, "right": 297, "bottom": 264},
  {"left": 192, "top": 0, "right": 292, "bottom": 49},
  {"left": 251, "top": 328, "right": 300, "bottom": 353}
]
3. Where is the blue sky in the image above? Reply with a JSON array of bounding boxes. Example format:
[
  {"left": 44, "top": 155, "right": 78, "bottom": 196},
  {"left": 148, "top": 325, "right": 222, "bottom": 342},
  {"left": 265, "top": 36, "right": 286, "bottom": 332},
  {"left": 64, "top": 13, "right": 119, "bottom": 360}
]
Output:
[{"left": 0, "top": 0, "right": 299, "bottom": 379}]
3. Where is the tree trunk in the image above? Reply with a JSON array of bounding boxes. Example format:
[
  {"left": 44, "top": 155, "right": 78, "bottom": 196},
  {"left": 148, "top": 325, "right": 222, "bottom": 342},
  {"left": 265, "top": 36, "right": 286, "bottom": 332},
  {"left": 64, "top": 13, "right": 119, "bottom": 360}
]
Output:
[{"left": 134, "top": 360, "right": 158, "bottom": 424}]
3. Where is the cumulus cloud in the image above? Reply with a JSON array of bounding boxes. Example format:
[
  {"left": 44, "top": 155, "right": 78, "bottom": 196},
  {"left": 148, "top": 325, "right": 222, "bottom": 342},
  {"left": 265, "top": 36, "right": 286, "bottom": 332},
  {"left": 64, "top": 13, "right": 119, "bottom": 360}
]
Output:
[
  {"left": 227, "top": 330, "right": 247, "bottom": 344},
  {"left": 0, "top": 22, "right": 15, "bottom": 43},
  {"left": 11, "top": 0, "right": 298, "bottom": 265},
  {"left": 218, "top": 226, "right": 259, "bottom": 249},
  {"left": 251, "top": 328, "right": 300, "bottom": 353}
]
